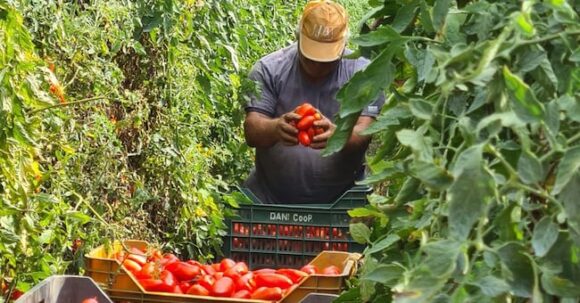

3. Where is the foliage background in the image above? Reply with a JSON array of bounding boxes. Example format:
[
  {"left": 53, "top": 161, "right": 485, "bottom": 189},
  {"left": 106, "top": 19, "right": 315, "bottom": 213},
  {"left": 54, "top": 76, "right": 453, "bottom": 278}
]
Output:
[{"left": 0, "top": 0, "right": 371, "bottom": 298}]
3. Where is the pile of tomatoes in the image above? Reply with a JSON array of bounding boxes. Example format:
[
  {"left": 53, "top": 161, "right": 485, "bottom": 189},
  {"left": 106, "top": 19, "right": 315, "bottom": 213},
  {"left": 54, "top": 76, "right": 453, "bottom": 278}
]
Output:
[
  {"left": 292, "top": 103, "right": 324, "bottom": 147},
  {"left": 115, "top": 247, "right": 341, "bottom": 301}
]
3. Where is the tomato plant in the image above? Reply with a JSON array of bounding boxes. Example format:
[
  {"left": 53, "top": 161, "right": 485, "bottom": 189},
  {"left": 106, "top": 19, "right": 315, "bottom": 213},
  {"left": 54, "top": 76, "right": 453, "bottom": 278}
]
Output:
[{"left": 328, "top": 0, "right": 580, "bottom": 302}]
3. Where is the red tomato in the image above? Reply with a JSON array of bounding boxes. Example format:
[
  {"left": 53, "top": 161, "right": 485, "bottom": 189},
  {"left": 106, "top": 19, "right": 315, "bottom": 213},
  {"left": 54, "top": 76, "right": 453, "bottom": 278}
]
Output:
[
  {"left": 295, "top": 103, "right": 316, "bottom": 117},
  {"left": 159, "top": 253, "right": 179, "bottom": 267},
  {"left": 315, "top": 127, "right": 324, "bottom": 135},
  {"left": 219, "top": 258, "right": 236, "bottom": 272},
  {"left": 198, "top": 275, "right": 215, "bottom": 290},
  {"left": 122, "top": 259, "right": 142, "bottom": 273},
  {"left": 322, "top": 265, "right": 341, "bottom": 275},
  {"left": 81, "top": 297, "right": 99, "bottom": 303},
  {"left": 235, "top": 272, "right": 255, "bottom": 292},
  {"left": 179, "top": 281, "right": 192, "bottom": 293},
  {"left": 214, "top": 272, "right": 224, "bottom": 279},
  {"left": 232, "top": 289, "right": 251, "bottom": 299},
  {"left": 202, "top": 264, "right": 216, "bottom": 275},
  {"left": 136, "top": 262, "right": 157, "bottom": 279},
  {"left": 224, "top": 262, "right": 249, "bottom": 279},
  {"left": 307, "top": 127, "right": 315, "bottom": 140},
  {"left": 276, "top": 268, "right": 309, "bottom": 283},
  {"left": 300, "top": 264, "right": 318, "bottom": 275},
  {"left": 158, "top": 270, "right": 178, "bottom": 292},
  {"left": 186, "top": 284, "right": 210, "bottom": 296},
  {"left": 314, "top": 113, "right": 322, "bottom": 120},
  {"left": 171, "top": 284, "right": 183, "bottom": 294},
  {"left": 211, "top": 277, "right": 235, "bottom": 297},
  {"left": 253, "top": 268, "right": 276, "bottom": 274},
  {"left": 298, "top": 131, "right": 311, "bottom": 146},
  {"left": 169, "top": 262, "right": 201, "bottom": 281},
  {"left": 254, "top": 273, "right": 293, "bottom": 289},
  {"left": 250, "top": 286, "right": 283, "bottom": 300},
  {"left": 138, "top": 278, "right": 164, "bottom": 292},
  {"left": 297, "top": 115, "right": 316, "bottom": 131}
]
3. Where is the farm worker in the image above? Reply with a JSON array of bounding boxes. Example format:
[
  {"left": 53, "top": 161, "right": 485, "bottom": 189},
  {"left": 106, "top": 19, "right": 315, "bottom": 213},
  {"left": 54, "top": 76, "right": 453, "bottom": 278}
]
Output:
[{"left": 242, "top": 0, "right": 384, "bottom": 204}]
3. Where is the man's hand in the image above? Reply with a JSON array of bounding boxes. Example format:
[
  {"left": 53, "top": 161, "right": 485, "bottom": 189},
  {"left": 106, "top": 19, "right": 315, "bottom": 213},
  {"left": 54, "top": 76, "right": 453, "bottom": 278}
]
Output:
[
  {"left": 276, "top": 112, "right": 301, "bottom": 146},
  {"left": 310, "top": 114, "right": 336, "bottom": 149}
]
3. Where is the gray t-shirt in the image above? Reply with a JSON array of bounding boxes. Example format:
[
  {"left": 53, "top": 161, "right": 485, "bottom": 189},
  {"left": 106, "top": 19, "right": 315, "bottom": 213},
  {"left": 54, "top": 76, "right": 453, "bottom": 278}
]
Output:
[{"left": 244, "top": 44, "right": 384, "bottom": 204}]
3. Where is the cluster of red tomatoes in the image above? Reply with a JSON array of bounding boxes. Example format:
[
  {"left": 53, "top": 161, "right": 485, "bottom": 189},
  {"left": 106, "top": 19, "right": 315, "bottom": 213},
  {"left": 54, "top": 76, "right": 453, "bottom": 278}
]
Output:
[
  {"left": 291, "top": 103, "right": 324, "bottom": 147},
  {"left": 116, "top": 247, "right": 341, "bottom": 301}
]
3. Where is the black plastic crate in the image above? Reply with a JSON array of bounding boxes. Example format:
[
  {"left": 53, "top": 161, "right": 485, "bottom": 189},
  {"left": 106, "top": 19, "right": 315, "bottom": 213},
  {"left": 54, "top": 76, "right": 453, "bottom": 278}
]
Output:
[
  {"left": 299, "top": 293, "right": 339, "bottom": 303},
  {"left": 224, "top": 185, "right": 371, "bottom": 269},
  {"left": 15, "top": 275, "right": 113, "bottom": 303}
]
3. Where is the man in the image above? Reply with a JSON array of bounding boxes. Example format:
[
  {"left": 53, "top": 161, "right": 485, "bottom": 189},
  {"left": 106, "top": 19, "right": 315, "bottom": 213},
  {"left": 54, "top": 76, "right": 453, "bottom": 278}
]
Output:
[{"left": 243, "top": 0, "right": 384, "bottom": 204}]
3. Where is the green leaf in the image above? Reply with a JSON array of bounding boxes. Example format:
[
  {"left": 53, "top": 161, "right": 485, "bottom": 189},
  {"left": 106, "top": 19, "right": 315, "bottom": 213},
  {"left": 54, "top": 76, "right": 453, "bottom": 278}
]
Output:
[
  {"left": 132, "top": 41, "right": 146, "bottom": 55},
  {"left": 515, "top": 13, "right": 535, "bottom": 37},
  {"left": 502, "top": 66, "right": 545, "bottom": 123},
  {"left": 350, "top": 223, "right": 371, "bottom": 244},
  {"left": 359, "top": 165, "right": 404, "bottom": 185},
  {"left": 432, "top": 0, "right": 451, "bottom": 32},
  {"left": 545, "top": 100, "right": 560, "bottom": 135},
  {"left": 352, "top": 26, "right": 404, "bottom": 47},
  {"left": 67, "top": 211, "right": 92, "bottom": 225},
  {"left": 517, "top": 150, "right": 544, "bottom": 185},
  {"left": 419, "top": 0, "right": 434, "bottom": 33},
  {"left": 362, "top": 264, "right": 404, "bottom": 286},
  {"left": 409, "top": 99, "right": 433, "bottom": 120},
  {"left": 473, "top": 276, "right": 510, "bottom": 297},
  {"left": 410, "top": 161, "right": 453, "bottom": 191},
  {"left": 396, "top": 129, "right": 432, "bottom": 162},
  {"left": 392, "top": 2, "right": 419, "bottom": 33},
  {"left": 322, "top": 114, "right": 358, "bottom": 156},
  {"left": 541, "top": 274, "right": 580, "bottom": 297},
  {"left": 422, "top": 240, "right": 460, "bottom": 276},
  {"left": 367, "top": 234, "right": 400, "bottom": 254},
  {"left": 532, "top": 217, "right": 559, "bottom": 257},
  {"left": 334, "top": 287, "right": 361, "bottom": 303},
  {"left": 361, "top": 105, "right": 412, "bottom": 135},
  {"left": 447, "top": 145, "right": 495, "bottom": 241},
  {"left": 552, "top": 146, "right": 580, "bottom": 195},
  {"left": 558, "top": 171, "right": 580, "bottom": 245},
  {"left": 558, "top": 94, "right": 580, "bottom": 122},
  {"left": 337, "top": 44, "right": 399, "bottom": 118},
  {"left": 497, "top": 242, "right": 536, "bottom": 298},
  {"left": 395, "top": 177, "right": 422, "bottom": 205}
]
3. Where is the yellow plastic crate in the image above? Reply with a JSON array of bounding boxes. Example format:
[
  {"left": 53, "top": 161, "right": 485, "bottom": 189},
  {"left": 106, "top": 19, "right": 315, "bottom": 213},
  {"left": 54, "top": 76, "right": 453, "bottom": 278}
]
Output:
[{"left": 84, "top": 240, "right": 359, "bottom": 303}]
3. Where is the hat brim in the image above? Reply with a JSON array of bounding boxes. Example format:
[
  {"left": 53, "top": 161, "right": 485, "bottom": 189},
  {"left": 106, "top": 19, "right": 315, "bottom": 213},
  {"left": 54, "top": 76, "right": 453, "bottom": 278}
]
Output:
[{"left": 299, "top": 34, "right": 345, "bottom": 63}]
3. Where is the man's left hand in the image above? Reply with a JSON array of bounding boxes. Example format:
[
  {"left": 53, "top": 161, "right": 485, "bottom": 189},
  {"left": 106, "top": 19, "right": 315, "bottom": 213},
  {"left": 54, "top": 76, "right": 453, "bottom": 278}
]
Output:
[{"left": 310, "top": 114, "right": 336, "bottom": 149}]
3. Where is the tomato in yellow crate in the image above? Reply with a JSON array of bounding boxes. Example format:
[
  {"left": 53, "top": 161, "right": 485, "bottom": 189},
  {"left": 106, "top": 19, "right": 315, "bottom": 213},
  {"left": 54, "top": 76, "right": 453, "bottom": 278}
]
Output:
[
  {"left": 322, "top": 265, "right": 340, "bottom": 275},
  {"left": 122, "top": 259, "right": 142, "bottom": 273},
  {"left": 168, "top": 262, "right": 201, "bottom": 281},
  {"left": 276, "top": 268, "right": 308, "bottom": 283},
  {"left": 211, "top": 276, "right": 235, "bottom": 297},
  {"left": 250, "top": 286, "right": 283, "bottom": 300},
  {"left": 219, "top": 258, "right": 236, "bottom": 272},
  {"left": 254, "top": 273, "right": 293, "bottom": 289},
  {"left": 300, "top": 264, "right": 318, "bottom": 275},
  {"left": 136, "top": 262, "right": 158, "bottom": 279},
  {"left": 186, "top": 284, "right": 210, "bottom": 296},
  {"left": 235, "top": 272, "right": 255, "bottom": 292},
  {"left": 198, "top": 274, "right": 215, "bottom": 290},
  {"left": 232, "top": 289, "right": 252, "bottom": 299},
  {"left": 179, "top": 281, "right": 192, "bottom": 293},
  {"left": 202, "top": 264, "right": 216, "bottom": 275}
]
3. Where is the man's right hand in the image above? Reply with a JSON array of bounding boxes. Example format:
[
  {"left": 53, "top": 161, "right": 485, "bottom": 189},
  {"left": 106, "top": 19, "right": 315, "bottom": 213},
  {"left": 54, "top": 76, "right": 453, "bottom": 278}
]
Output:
[{"left": 276, "top": 112, "right": 301, "bottom": 146}]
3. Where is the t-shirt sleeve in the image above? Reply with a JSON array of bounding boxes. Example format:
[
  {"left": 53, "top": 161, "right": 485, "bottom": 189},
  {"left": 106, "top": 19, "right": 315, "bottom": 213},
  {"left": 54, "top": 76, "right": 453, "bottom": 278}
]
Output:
[
  {"left": 354, "top": 59, "right": 385, "bottom": 118},
  {"left": 244, "top": 61, "right": 277, "bottom": 117}
]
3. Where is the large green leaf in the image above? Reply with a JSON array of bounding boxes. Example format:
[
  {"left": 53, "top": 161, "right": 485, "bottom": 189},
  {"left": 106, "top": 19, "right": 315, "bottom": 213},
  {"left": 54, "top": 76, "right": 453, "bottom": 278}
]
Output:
[
  {"left": 497, "top": 242, "right": 536, "bottom": 298},
  {"left": 351, "top": 25, "right": 405, "bottom": 47},
  {"left": 361, "top": 104, "right": 412, "bottom": 135},
  {"left": 558, "top": 171, "right": 580, "bottom": 245},
  {"left": 432, "top": 0, "right": 451, "bottom": 32},
  {"left": 391, "top": 2, "right": 419, "bottom": 33},
  {"left": 473, "top": 276, "right": 510, "bottom": 297},
  {"left": 337, "top": 43, "right": 399, "bottom": 118},
  {"left": 532, "top": 217, "right": 559, "bottom": 257},
  {"left": 396, "top": 129, "right": 433, "bottom": 162},
  {"left": 502, "top": 66, "right": 545, "bottom": 123},
  {"left": 410, "top": 161, "right": 453, "bottom": 191},
  {"left": 447, "top": 145, "right": 495, "bottom": 241},
  {"left": 362, "top": 264, "right": 404, "bottom": 286},
  {"left": 517, "top": 149, "right": 544, "bottom": 185},
  {"left": 552, "top": 146, "right": 580, "bottom": 195},
  {"left": 366, "top": 234, "right": 401, "bottom": 255}
]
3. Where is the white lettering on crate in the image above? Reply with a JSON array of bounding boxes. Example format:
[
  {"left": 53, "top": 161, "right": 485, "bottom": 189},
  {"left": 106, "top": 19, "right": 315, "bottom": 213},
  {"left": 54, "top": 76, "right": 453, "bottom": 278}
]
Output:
[{"left": 269, "top": 212, "right": 313, "bottom": 223}]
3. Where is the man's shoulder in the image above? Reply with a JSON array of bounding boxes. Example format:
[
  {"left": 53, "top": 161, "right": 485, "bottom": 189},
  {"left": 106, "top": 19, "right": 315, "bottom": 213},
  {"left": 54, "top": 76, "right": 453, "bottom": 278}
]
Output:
[{"left": 257, "top": 44, "right": 297, "bottom": 68}]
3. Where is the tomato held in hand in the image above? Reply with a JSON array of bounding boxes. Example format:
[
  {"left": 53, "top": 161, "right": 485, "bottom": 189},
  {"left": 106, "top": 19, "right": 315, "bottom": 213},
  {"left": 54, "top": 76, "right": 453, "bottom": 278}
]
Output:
[
  {"left": 298, "top": 131, "right": 311, "bottom": 146},
  {"left": 295, "top": 103, "right": 316, "bottom": 117},
  {"left": 297, "top": 115, "right": 316, "bottom": 131},
  {"left": 81, "top": 297, "right": 99, "bottom": 303}
]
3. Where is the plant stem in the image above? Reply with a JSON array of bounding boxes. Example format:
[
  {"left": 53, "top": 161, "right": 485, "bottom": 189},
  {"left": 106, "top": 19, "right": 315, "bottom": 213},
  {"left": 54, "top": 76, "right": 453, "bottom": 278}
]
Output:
[
  {"left": 518, "top": 30, "right": 580, "bottom": 46},
  {"left": 513, "top": 182, "right": 564, "bottom": 211},
  {"left": 29, "top": 96, "right": 107, "bottom": 115},
  {"left": 487, "top": 144, "right": 518, "bottom": 180},
  {"left": 539, "top": 132, "right": 580, "bottom": 162}
]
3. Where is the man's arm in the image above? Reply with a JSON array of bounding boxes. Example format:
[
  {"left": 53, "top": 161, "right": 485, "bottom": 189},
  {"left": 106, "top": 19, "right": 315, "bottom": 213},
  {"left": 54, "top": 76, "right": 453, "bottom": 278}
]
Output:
[{"left": 244, "top": 111, "right": 301, "bottom": 148}]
